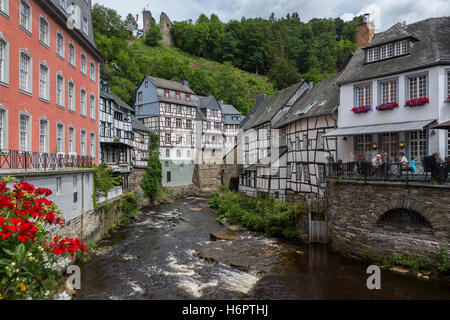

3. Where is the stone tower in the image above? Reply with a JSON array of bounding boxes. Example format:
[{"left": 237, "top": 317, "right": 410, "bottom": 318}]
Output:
[
  {"left": 142, "top": 10, "right": 155, "bottom": 34},
  {"left": 159, "top": 12, "right": 175, "bottom": 46}
]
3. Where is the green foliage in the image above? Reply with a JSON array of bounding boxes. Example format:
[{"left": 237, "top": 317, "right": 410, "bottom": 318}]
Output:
[
  {"left": 140, "top": 132, "right": 162, "bottom": 204},
  {"left": 92, "top": 163, "right": 122, "bottom": 208},
  {"left": 145, "top": 24, "right": 163, "bottom": 46},
  {"left": 209, "top": 190, "right": 300, "bottom": 239},
  {"left": 124, "top": 13, "right": 139, "bottom": 36},
  {"left": 436, "top": 247, "right": 450, "bottom": 273}
]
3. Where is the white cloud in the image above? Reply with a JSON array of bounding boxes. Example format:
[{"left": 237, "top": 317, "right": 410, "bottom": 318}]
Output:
[{"left": 93, "top": 0, "right": 450, "bottom": 31}]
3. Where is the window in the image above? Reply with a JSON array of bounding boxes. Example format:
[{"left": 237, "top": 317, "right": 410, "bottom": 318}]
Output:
[
  {"left": 165, "top": 104, "right": 171, "bottom": 113},
  {"left": 90, "top": 95, "right": 95, "bottom": 119},
  {"left": 318, "top": 165, "right": 326, "bottom": 185},
  {"left": 317, "top": 132, "right": 324, "bottom": 149},
  {"left": 80, "top": 130, "right": 86, "bottom": 156},
  {"left": 80, "top": 89, "right": 86, "bottom": 116},
  {"left": 68, "top": 43, "right": 75, "bottom": 66},
  {"left": 303, "top": 165, "right": 310, "bottom": 181},
  {"left": 165, "top": 149, "right": 170, "bottom": 157},
  {"left": 106, "top": 123, "right": 112, "bottom": 137},
  {"left": 19, "top": 51, "right": 31, "bottom": 93},
  {"left": 408, "top": 74, "right": 427, "bottom": 99},
  {"left": 296, "top": 163, "right": 302, "bottom": 181},
  {"left": 303, "top": 133, "right": 308, "bottom": 149},
  {"left": 356, "top": 84, "right": 371, "bottom": 107},
  {"left": 114, "top": 111, "right": 123, "bottom": 121},
  {"left": 39, "top": 119, "right": 49, "bottom": 153},
  {"left": 39, "top": 16, "right": 49, "bottom": 46},
  {"left": 56, "top": 177, "right": 62, "bottom": 194},
  {"left": 80, "top": 53, "right": 87, "bottom": 74},
  {"left": 380, "top": 80, "right": 397, "bottom": 103},
  {"left": 165, "top": 118, "right": 171, "bottom": 128},
  {"left": 82, "top": 16, "right": 88, "bottom": 35},
  {"left": 138, "top": 105, "right": 143, "bottom": 115},
  {"left": 56, "top": 123, "right": 64, "bottom": 153},
  {"left": 116, "top": 128, "right": 121, "bottom": 138},
  {"left": 73, "top": 176, "right": 78, "bottom": 203},
  {"left": 20, "top": 0, "right": 32, "bottom": 33},
  {"left": 176, "top": 118, "right": 181, "bottom": 128},
  {"left": 395, "top": 40, "right": 407, "bottom": 56},
  {"left": 354, "top": 134, "right": 372, "bottom": 160},
  {"left": 68, "top": 127, "right": 75, "bottom": 153},
  {"left": 167, "top": 171, "right": 171, "bottom": 183},
  {"left": 367, "top": 47, "right": 379, "bottom": 62},
  {"left": 380, "top": 44, "right": 393, "bottom": 60},
  {"left": 176, "top": 149, "right": 181, "bottom": 157},
  {"left": 176, "top": 92, "right": 181, "bottom": 100},
  {"left": 56, "top": 31, "right": 64, "bottom": 58},
  {"left": 90, "top": 62, "right": 95, "bottom": 81},
  {"left": 166, "top": 133, "right": 171, "bottom": 144},
  {"left": 0, "top": 108, "right": 6, "bottom": 150},
  {"left": 165, "top": 90, "right": 170, "bottom": 98},
  {"left": 68, "top": 81, "right": 75, "bottom": 111},
  {"left": 186, "top": 119, "right": 192, "bottom": 129},
  {"left": 176, "top": 106, "right": 181, "bottom": 113},
  {"left": 145, "top": 81, "right": 148, "bottom": 88},
  {"left": 19, "top": 114, "right": 30, "bottom": 152},
  {"left": 100, "top": 121, "right": 105, "bottom": 136},
  {"left": 447, "top": 70, "right": 450, "bottom": 99},
  {"left": 0, "top": 38, "right": 9, "bottom": 84},
  {"left": 186, "top": 94, "right": 191, "bottom": 102},
  {"left": 90, "top": 133, "right": 95, "bottom": 157},
  {"left": 409, "top": 130, "right": 427, "bottom": 161},
  {"left": 56, "top": 74, "right": 64, "bottom": 107},
  {"left": 381, "top": 132, "right": 399, "bottom": 159},
  {"left": 0, "top": 0, "right": 9, "bottom": 16},
  {"left": 39, "top": 63, "right": 49, "bottom": 100}
]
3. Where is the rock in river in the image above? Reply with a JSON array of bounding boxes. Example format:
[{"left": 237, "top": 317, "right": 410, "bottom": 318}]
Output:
[{"left": 210, "top": 232, "right": 242, "bottom": 241}]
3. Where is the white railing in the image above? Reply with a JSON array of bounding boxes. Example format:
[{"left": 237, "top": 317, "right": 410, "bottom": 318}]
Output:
[{"left": 98, "top": 186, "right": 123, "bottom": 204}]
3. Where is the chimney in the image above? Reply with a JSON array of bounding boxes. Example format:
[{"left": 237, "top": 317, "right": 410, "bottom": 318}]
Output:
[
  {"left": 180, "top": 79, "right": 189, "bottom": 87},
  {"left": 255, "top": 94, "right": 267, "bottom": 108},
  {"left": 357, "top": 13, "right": 374, "bottom": 47}
]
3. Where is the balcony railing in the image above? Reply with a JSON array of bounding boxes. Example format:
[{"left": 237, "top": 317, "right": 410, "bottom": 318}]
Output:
[
  {"left": 0, "top": 150, "right": 93, "bottom": 171},
  {"left": 326, "top": 160, "right": 449, "bottom": 184}
]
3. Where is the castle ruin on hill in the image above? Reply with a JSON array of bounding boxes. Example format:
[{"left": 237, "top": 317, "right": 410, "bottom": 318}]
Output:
[{"left": 142, "top": 9, "right": 175, "bottom": 47}]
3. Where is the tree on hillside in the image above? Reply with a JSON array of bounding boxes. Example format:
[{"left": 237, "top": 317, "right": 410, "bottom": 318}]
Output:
[
  {"left": 124, "top": 13, "right": 139, "bottom": 36},
  {"left": 145, "top": 24, "right": 163, "bottom": 46},
  {"left": 141, "top": 132, "right": 162, "bottom": 204},
  {"left": 267, "top": 57, "right": 301, "bottom": 90}
]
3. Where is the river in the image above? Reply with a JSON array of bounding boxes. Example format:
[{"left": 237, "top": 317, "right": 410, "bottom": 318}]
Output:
[{"left": 76, "top": 197, "right": 450, "bottom": 300}]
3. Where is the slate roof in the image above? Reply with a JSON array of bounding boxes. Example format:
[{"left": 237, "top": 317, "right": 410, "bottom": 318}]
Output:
[
  {"left": 242, "top": 81, "right": 307, "bottom": 130},
  {"left": 274, "top": 73, "right": 341, "bottom": 128},
  {"left": 146, "top": 76, "right": 195, "bottom": 94},
  {"left": 101, "top": 88, "right": 134, "bottom": 112},
  {"left": 338, "top": 17, "right": 450, "bottom": 84},
  {"left": 220, "top": 104, "right": 240, "bottom": 115},
  {"left": 131, "top": 115, "right": 151, "bottom": 132},
  {"left": 199, "top": 96, "right": 221, "bottom": 110}
]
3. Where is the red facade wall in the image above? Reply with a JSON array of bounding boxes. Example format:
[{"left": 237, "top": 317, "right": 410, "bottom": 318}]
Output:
[{"left": 0, "top": 0, "right": 99, "bottom": 162}]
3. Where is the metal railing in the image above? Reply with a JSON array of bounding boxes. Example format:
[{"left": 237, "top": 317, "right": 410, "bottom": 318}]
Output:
[
  {"left": 0, "top": 149, "right": 93, "bottom": 171},
  {"left": 326, "top": 160, "right": 449, "bottom": 184}
]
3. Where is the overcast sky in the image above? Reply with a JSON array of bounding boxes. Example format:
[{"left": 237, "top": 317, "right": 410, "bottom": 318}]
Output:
[{"left": 93, "top": 0, "right": 450, "bottom": 31}]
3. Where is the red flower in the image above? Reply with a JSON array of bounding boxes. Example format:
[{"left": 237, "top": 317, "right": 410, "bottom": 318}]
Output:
[{"left": 0, "top": 196, "right": 14, "bottom": 209}]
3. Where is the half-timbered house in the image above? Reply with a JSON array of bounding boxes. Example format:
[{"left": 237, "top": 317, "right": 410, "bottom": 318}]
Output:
[{"left": 131, "top": 115, "right": 150, "bottom": 168}]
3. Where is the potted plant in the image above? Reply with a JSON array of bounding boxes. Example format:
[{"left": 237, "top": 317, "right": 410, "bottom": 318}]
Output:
[{"left": 351, "top": 105, "right": 370, "bottom": 113}]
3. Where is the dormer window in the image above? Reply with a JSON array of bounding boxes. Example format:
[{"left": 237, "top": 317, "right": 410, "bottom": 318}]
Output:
[
  {"left": 367, "top": 40, "right": 408, "bottom": 63},
  {"left": 165, "top": 90, "right": 170, "bottom": 98},
  {"left": 367, "top": 47, "right": 379, "bottom": 63},
  {"left": 380, "top": 44, "right": 393, "bottom": 59},
  {"left": 395, "top": 40, "right": 408, "bottom": 56},
  {"left": 176, "top": 92, "right": 181, "bottom": 100},
  {"left": 186, "top": 94, "right": 190, "bottom": 102}
]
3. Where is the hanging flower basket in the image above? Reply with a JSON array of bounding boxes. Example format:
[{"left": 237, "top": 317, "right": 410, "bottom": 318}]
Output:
[
  {"left": 351, "top": 105, "right": 370, "bottom": 114},
  {"left": 376, "top": 102, "right": 399, "bottom": 111},
  {"left": 405, "top": 97, "right": 429, "bottom": 107}
]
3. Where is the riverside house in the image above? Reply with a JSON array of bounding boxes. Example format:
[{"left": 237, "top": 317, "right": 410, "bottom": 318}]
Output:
[{"left": 325, "top": 16, "right": 450, "bottom": 167}]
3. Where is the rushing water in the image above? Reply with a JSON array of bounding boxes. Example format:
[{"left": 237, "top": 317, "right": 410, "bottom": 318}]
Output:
[{"left": 76, "top": 198, "right": 450, "bottom": 300}]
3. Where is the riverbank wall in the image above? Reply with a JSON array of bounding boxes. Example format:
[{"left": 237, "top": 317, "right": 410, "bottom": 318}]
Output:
[{"left": 326, "top": 179, "right": 450, "bottom": 262}]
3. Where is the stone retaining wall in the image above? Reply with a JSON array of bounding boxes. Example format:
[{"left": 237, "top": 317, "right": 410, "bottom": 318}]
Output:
[
  {"left": 326, "top": 180, "right": 450, "bottom": 261},
  {"left": 193, "top": 164, "right": 222, "bottom": 192}
]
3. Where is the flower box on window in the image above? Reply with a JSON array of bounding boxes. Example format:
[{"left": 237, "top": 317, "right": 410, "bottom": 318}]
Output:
[
  {"left": 351, "top": 105, "right": 371, "bottom": 114},
  {"left": 376, "top": 102, "right": 399, "bottom": 111},
  {"left": 445, "top": 96, "right": 450, "bottom": 102},
  {"left": 405, "top": 97, "right": 429, "bottom": 107}
]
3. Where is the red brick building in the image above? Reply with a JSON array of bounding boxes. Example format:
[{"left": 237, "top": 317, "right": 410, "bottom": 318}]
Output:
[{"left": 0, "top": 0, "right": 101, "bottom": 165}]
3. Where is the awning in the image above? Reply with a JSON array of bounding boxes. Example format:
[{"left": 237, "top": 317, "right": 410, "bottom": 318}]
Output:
[
  {"left": 431, "top": 120, "right": 450, "bottom": 130},
  {"left": 323, "top": 120, "right": 435, "bottom": 137}
]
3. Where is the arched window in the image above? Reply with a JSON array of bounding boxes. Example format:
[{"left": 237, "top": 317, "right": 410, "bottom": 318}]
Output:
[{"left": 377, "top": 208, "right": 432, "bottom": 228}]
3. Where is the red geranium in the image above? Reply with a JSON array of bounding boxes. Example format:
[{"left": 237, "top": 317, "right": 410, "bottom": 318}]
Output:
[{"left": 405, "top": 97, "right": 429, "bottom": 106}]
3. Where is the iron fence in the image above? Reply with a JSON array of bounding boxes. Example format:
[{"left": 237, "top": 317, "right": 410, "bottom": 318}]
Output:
[
  {"left": 326, "top": 160, "right": 449, "bottom": 183},
  {"left": 0, "top": 150, "right": 93, "bottom": 171}
]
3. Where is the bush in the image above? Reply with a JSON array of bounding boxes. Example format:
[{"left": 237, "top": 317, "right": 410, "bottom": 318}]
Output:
[
  {"left": 209, "top": 190, "right": 299, "bottom": 240},
  {"left": 93, "top": 163, "right": 122, "bottom": 208},
  {"left": 145, "top": 24, "right": 162, "bottom": 46},
  {"left": 0, "top": 178, "right": 87, "bottom": 300},
  {"left": 141, "top": 132, "right": 162, "bottom": 203}
]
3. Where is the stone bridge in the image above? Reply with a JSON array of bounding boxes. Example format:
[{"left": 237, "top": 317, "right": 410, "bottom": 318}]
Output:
[{"left": 326, "top": 179, "right": 450, "bottom": 261}]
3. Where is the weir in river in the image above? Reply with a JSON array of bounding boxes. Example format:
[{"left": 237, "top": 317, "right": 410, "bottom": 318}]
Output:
[{"left": 76, "top": 198, "right": 450, "bottom": 300}]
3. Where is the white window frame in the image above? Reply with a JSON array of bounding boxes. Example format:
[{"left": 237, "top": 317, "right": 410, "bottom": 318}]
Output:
[
  {"left": 68, "top": 126, "right": 75, "bottom": 154},
  {"left": 82, "top": 16, "right": 88, "bottom": 35},
  {"left": 378, "top": 78, "right": 398, "bottom": 104},
  {"left": 354, "top": 83, "right": 372, "bottom": 107},
  {"left": 39, "top": 62, "right": 50, "bottom": 101},
  {"left": 19, "top": 50, "right": 32, "bottom": 94},
  {"left": 395, "top": 40, "right": 408, "bottom": 56},
  {"left": 80, "top": 88, "right": 86, "bottom": 116},
  {"left": 89, "top": 94, "right": 95, "bottom": 119},
  {"left": 406, "top": 72, "right": 428, "bottom": 100},
  {"left": 89, "top": 61, "right": 95, "bottom": 81},
  {"left": 19, "top": 0, "right": 32, "bottom": 34},
  {"left": 68, "top": 42, "right": 76, "bottom": 67},
  {"left": 18, "top": 112, "right": 31, "bottom": 152},
  {"left": 0, "top": 105, "right": 8, "bottom": 151},
  {"left": 56, "top": 31, "right": 65, "bottom": 59},
  {"left": 39, "top": 117, "right": 49, "bottom": 153},
  {"left": 68, "top": 80, "right": 75, "bottom": 112},
  {"left": 380, "top": 44, "right": 393, "bottom": 60},
  {"left": 39, "top": 15, "right": 50, "bottom": 47},
  {"left": 0, "top": 34, "right": 10, "bottom": 85},
  {"left": 0, "top": 0, "right": 10, "bottom": 17},
  {"left": 80, "top": 130, "right": 86, "bottom": 156},
  {"left": 56, "top": 122, "right": 65, "bottom": 153},
  {"left": 80, "top": 53, "right": 87, "bottom": 75},
  {"left": 90, "top": 132, "right": 95, "bottom": 158},
  {"left": 56, "top": 72, "right": 65, "bottom": 107},
  {"left": 367, "top": 47, "right": 379, "bottom": 63}
]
